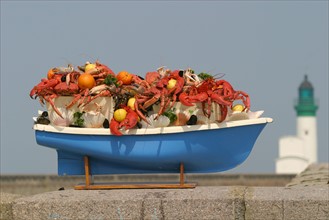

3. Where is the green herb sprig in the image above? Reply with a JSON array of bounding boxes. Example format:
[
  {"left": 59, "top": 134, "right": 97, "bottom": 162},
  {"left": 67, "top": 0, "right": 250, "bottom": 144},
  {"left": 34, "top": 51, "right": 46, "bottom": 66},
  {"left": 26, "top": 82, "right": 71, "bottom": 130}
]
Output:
[
  {"left": 73, "top": 112, "right": 84, "bottom": 127},
  {"left": 163, "top": 109, "right": 177, "bottom": 124},
  {"left": 198, "top": 72, "right": 213, "bottom": 80},
  {"left": 104, "top": 75, "right": 119, "bottom": 87}
]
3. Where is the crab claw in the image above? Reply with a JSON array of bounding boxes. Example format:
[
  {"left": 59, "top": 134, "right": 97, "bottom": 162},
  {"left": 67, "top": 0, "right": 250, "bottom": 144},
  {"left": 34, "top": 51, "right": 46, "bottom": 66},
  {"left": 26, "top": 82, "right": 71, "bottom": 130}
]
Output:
[
  {"left": 119, "top": 107, "right": 139, "bottom": 130},
  {"left": 30, "top": 87, "right": 37, "bottom": 99},
  {"left": 110, "top": 118, "right": 123, "bottom": 136},
  {"left": 178, "top": 92, "right": 194, "bottom": 106}
]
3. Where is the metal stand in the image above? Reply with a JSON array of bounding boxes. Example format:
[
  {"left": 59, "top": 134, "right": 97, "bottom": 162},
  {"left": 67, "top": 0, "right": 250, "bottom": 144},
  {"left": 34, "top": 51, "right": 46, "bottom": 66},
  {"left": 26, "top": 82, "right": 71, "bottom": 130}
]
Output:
[{"left": 74, "top": 156, "right": 197, "bottom": 190}]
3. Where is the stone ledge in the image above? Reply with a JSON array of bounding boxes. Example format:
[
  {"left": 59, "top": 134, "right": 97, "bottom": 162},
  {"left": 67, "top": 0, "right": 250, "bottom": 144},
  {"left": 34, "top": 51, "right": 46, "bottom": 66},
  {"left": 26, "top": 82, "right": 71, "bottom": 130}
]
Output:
[
  {"left": 3, "top": 186, "right": 328, "bottom": 220},
  {"left": 0, "top": 193, "right": 23, "bottom": 220},
  {"left": 245, "top": 186, "right": 329, "bottom": 220}
]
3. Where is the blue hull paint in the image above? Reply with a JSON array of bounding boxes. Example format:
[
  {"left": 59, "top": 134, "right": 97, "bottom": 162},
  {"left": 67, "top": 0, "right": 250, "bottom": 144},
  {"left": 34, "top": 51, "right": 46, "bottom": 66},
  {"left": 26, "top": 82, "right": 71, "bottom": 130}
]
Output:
[{"left": 35, "top": 120, "right": 270, "bottom": 175}]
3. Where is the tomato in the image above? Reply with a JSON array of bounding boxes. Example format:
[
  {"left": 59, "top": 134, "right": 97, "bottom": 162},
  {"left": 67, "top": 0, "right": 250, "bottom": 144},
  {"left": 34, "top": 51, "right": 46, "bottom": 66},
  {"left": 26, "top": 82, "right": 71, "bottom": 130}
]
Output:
[
  {"left": 78, "top": 73, "right": 96, "bottom": 89},
  {"left": 117, "top": 71, "right": 133, "bottom": 85}
]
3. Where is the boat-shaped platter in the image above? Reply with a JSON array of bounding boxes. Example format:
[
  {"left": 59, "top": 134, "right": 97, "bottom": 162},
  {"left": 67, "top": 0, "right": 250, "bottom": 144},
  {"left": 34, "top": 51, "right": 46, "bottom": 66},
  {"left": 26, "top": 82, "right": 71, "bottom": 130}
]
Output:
[{"left": 33, "top": 117, "right": 273, "bottom": 176}]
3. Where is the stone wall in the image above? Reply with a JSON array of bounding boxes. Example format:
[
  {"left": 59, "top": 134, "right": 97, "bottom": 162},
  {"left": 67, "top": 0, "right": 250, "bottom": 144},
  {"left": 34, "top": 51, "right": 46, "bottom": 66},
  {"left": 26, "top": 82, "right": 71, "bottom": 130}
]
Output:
[{"left": 1, "top": 164, "right": 328, "bottom": 220}]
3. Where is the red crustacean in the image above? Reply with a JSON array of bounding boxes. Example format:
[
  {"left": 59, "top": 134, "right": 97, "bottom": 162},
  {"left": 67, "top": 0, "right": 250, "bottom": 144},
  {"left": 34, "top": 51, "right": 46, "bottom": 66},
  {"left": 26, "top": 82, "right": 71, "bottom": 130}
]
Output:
[
  {"left": 166, "top": 70, "right": 186, "bottom": 108},
  {"left": 85, "top": 61, "right": 116, "bottom": 85},
  {"left": 136, "top": 69, "right": 186, "bottom": 118},
  {"left": 145, "top": 71, "right": 161, "bottom": 85},
  {"left": 31, "top": 63, "right": 252, "bottom": 136},
  {"left": 30, "top": 69, "right": 82, "bottom": 118},
  {"left": 179, "top": 78, "right": 250, "bottom": 122},
  {"left": 109, "top": 106, "right": 139, "bottom": 136},
  {"left": 53, "top": 72, "right": 80, "bottom": 96},
  {"left": 30, "top": 74, "right": 63, "bottom": 117},
  {"left": 109, "top": 118, "right": 122, "bottom": 136},
  {"left": 119, "top": 107, "right": 139, "bottom": 130}
]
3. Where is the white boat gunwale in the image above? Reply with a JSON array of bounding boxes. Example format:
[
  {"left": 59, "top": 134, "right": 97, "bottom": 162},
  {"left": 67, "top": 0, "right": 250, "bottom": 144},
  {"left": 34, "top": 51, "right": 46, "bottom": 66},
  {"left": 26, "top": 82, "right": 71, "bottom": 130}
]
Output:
[{"left": 33, "top": 117, "right": 273, "bottom": 135}]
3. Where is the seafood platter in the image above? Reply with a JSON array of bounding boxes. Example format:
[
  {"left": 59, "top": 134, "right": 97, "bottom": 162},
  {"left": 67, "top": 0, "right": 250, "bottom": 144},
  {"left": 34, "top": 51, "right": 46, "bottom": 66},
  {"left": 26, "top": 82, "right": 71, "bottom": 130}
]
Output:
[{"left": 30, "top": 61, "right": 272, "bottom": 188}]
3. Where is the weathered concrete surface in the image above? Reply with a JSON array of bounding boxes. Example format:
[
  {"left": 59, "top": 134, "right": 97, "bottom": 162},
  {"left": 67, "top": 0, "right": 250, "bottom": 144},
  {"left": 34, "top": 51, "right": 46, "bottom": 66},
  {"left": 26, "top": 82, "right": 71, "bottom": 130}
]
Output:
[
  {"left": 0, "top": 173, "right": 294, "bottom": 196},
  {"left": 8, "top": 185, "right": 329, "bottom": 220},
  {"left": 0, "top": 193, "right": 22, "bottom": 220},
  {"left": 1, "top": 164, "right": 328, "bottom": 220},
  {"left": 11, "top": 186, "right": 247, "bottom": 220},
  {"left": 245, "top": 186, "right": 329, "bottom": 220}
]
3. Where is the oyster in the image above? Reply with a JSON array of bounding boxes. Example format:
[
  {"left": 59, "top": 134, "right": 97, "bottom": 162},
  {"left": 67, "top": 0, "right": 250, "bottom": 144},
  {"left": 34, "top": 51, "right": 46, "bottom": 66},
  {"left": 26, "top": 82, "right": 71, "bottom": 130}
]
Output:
[
  {"left": 226, "top": 112, "right": 249, "bottom": 121},
  {"left": 196, "top": 115, "right": 214, "bottom": 125},
  {"left": 82, "top": 111, "right": 106, "bottom": 128},
  {"left": 184, "top": 109, "right": 215, "bottom": 124},
  {"left": 248, "top": 110, "right": 264, "bottom": 119},
  {"left": 147, "top": 114, "right": 170, "bottom": 128},
  {"left": 48, "top": 107, "right": 74, "bottom": 126}
]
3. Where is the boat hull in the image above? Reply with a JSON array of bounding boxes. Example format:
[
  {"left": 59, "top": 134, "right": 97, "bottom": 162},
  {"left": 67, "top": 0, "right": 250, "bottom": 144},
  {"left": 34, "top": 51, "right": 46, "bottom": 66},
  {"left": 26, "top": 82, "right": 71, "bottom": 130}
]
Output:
[{"left": 34, "top": 118, "right": 272, "bottom": 175}]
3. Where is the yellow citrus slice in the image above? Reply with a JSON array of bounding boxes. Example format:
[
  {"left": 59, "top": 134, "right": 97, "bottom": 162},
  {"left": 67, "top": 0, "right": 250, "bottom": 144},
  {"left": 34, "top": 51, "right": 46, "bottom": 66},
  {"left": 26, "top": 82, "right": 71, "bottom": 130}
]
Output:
[
  {"left": 113, "top": 108, "right": 127, "bottom": 122},
  {"left": 232, "top": 104, "right": 244, "bottom": 112},
  {"left": 85, "top": 63, "right": 96, "bottom": 72},
  {"left": 167, "top": 79, "right": 177, "bottom": 89},
  {"left": 127, "top": 97, "right": 136, "bottom": 110}
]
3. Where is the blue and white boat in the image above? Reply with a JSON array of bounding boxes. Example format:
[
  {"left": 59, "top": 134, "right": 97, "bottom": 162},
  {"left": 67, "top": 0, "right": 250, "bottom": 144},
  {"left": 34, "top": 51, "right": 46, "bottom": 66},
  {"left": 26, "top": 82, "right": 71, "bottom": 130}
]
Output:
[{"left": 33, "top": 117, "right": 273, "bottom": 176}]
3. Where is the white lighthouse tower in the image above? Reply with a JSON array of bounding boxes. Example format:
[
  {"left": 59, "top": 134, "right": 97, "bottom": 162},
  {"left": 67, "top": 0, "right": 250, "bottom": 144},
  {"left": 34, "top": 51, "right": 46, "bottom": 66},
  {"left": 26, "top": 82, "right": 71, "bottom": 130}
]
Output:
[{"left": 276, "top": 75, "right": 318, "bottom": 174}]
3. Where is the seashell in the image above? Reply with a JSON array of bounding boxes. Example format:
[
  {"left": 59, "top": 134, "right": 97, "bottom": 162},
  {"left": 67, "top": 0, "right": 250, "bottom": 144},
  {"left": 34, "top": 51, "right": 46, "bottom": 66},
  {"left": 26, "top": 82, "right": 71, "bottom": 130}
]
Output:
[
  {"left": 172, "top": 112, "right": 188, "bottom": 126},
  {"left": 226, "top": 112, "right": 249, "bottom": 121},
  {"left": 183, "top": 108, "right": 199, "bottom": 119},
  {"left": 184, "top": 109, "right": 216, "bottom": 124},
  {"left": 248, "top": 110, "right": 264, "bottom": 119},
  {"left": 139, "top": 119, "right": 149, "bottom": 128},
  {"left": 33, "top": 117, "right": 38, "bottom": 123},
  {"left": 196, "top": 115, "right": 214, "bottom": 125},
  {"left": 48, "top": 107, "right": 74, "bottom": 127},
  {"left": 148, "top": 114, "right": 171, "bottom": 128},
  {"left": 82, "top": 111, "right": 106, "bottom": 128}
]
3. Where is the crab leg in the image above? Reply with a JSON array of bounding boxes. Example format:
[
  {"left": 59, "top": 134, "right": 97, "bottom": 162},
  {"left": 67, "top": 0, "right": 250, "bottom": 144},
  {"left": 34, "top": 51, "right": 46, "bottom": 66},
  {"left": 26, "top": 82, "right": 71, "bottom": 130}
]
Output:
[{"left": 44, "top": 94, "right": 63, "bottom": 118}]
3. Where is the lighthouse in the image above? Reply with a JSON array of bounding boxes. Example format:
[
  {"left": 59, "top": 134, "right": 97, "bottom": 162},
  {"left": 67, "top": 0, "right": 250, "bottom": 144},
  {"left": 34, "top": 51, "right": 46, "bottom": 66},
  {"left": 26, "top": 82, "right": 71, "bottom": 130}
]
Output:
[{"left": 276, "top": 75, "right": 318, "bottom": 174}]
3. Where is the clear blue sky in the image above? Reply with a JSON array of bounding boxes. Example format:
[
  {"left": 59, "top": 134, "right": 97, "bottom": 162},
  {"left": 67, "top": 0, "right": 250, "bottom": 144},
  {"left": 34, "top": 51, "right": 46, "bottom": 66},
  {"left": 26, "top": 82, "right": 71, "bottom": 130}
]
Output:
[{"left": 1, "top": 1, "right": 328, "bottom": 174}]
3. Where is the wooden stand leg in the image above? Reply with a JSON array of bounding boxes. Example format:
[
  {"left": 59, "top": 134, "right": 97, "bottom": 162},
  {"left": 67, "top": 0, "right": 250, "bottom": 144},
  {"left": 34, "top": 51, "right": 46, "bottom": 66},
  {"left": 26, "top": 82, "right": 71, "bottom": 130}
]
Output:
[
  {"left": 84, "top": 156, "right": 91, "bottom": 187},
  {"left": 180, "top": 162, "right": 185, "bottom": 186},
  {"left": 74, "top": 156, "right": 197, "bottom": 190}
]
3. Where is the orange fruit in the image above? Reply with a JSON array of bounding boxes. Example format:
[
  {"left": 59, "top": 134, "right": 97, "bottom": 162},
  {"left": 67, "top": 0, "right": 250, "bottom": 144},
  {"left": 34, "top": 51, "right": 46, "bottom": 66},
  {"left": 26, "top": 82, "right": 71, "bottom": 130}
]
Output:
[
  {"left": 117, "top": 71, "right": 133, "bottom": 85},
  {"left": 47, "top": 68, "right": 55, "bottom": 79},
  {"left": 78, "top": 73, "right": 96, "bottom": 89}
]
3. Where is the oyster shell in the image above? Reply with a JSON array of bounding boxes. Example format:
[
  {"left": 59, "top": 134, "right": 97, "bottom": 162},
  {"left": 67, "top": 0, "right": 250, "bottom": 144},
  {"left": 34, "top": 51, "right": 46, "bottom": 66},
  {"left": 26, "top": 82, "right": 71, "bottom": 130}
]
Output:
[
  {"left": 248, "top": 110, "right": 264, "bottom": 119},
  {"left": 226, "top": 112, "right": 249, "bottom": 121},
  {"left": 184, "top": 109, "right": 215, "bottom": 124},
  {"left": 172, "top": 112, "right": 188, "bottom": 126},
  {"left": 196, "top": 115, "right": 214, "bottom": 125},
  {"left": 48, "top": 107, "right": 74, "bottom": 127},
  {"left": 82, "top": 111, "right": 106, "bottom": 128},
  {"left": 148, "top": 114, "right": 171, "bottom": 128}
]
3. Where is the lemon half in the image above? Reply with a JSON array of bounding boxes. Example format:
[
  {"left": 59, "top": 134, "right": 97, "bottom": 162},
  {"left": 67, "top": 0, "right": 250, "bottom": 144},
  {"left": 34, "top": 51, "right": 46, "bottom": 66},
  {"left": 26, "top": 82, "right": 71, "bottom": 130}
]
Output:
[
  {"left": 232, "top": 104, "right": 244, "bottom": 112},
  {"left": 113, "top": 109, "right": 127, "bottom": 122}
]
